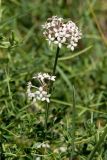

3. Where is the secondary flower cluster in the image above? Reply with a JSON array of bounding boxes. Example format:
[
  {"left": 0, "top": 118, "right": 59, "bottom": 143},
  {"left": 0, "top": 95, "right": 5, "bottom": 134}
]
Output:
[
  {"left": 42, "top": 16, "right": 82, "bottom": 51},
  {"left": 27, "top": 73, "right": 56, "bottom": 103},
  {"left": 34, "top": 142, "right": 50, "bottom": 149}
]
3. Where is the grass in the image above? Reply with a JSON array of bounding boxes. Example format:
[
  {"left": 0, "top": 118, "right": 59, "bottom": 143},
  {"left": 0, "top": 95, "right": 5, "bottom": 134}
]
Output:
[{"left": 0, "top": 0, "right": 107, "bottom": 160}]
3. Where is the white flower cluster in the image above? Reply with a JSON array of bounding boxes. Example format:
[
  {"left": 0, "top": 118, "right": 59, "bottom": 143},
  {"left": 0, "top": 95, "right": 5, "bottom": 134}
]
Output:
[
  {"left": 27, "top": 73, "right": 56, "bottom": 103},
  {"left": 42, "top": 16, "right": 82, "bottom": 51},
  {"left": 54, "top": 146, "right": 67, "bottom": 153},
  {"left": 33, "top": 72, "right": 56, "bottom": 83},
  {"left": 34, "top": 142, "right": 50, "bottom": 149}
]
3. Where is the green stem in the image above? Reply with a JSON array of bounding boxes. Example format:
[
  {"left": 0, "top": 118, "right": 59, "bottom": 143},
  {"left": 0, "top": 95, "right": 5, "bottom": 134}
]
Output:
[
  {"left": 45, "top": 47, "right": 60, "bottom": 132},
  {"left": 87, "top": 125, "right": 107, "bottom": 160}
]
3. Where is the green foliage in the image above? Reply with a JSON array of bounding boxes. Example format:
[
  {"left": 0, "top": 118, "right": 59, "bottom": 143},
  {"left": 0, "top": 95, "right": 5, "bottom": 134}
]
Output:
[{"left": 0, "top": 0, "right": 107, "bottom": 159}]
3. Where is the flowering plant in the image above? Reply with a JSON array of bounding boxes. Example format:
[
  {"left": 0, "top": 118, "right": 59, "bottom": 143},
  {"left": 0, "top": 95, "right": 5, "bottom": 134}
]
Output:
[
  {"left": 27, "top": 16, "right": 82, "bottom": 138},
  {"left": 27, "top": 16, "right": 82, "bottom": 104}
]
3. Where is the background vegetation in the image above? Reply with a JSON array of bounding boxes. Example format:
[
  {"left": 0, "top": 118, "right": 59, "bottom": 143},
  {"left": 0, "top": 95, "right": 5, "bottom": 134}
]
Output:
[{"left": 0, "top": 0, "right": 107, "bottom": 159}]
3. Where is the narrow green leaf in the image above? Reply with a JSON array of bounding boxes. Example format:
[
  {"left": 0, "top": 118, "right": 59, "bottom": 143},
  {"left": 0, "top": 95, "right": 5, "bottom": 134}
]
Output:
[{"left": 59, "top": 45, "right": 93, "bottom": 61}]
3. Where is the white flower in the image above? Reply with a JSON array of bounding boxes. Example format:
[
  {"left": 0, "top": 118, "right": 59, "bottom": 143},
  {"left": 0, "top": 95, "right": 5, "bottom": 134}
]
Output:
[
  {"left": 35, "top": 157, "right": 41, "bottom": 160},
  {"left": 33, "top": 142, "right": 50, "bottom": 149},
  {"left": 27, "top": 82, "right": 50, "bottom": 103},
  {"left": 35, "top": 87, "right": 50, "bottom": 103},
  {"left": 59, "top": 146, "right": 67, "bottom": 152},
  {"left": 67, "top": 44, "right": 74, "bottom": 51},
  {"left": 27, "top": 82, "right": 35, "bottom": 99},
  {"left": 49, "top": 75, "right": 56, "bottom": 81},
  {"left": 34, "top": 142, "right": 42, "bottom": 149},
  {"left": 42, "top": 143, "right": 50, "bottom": 148},
  {"left": 27, "top": 73, "right": 56, "bottom": 103},
  {"left": 42, "top": 16, "right": 82, "bottom": 51},
  {"left": 33, "top": 72, "right": 56, "bottom": 84}
]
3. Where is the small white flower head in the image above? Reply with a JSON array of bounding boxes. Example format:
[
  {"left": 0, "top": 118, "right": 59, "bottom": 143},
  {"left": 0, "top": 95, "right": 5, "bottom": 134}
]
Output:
[
  {"left": 33, "top": 142, "right": 50, "bottom": 149},
  {"left": 41, "top": 143, "right": 50, "bottom": 148},
  {"left": 33, "top": 72, "right": 56, "bottom": 84},
  {"left": 27, "top": 73, "right": 56, "bottom": 103},
  {"left": 35, "top": 157, "right": 41, "bottom": 160},
  {"left": 42, "top": 16, "right": 82, "bottom": 51},
  {"left": 35, "top": 86, "right": 50, "bottom": 103},
  {"left": 59, "top": 146, "right": 67, "bottom": 152},
  {"left": 53, "top": 146, "right": 67, "bottom": 154}
]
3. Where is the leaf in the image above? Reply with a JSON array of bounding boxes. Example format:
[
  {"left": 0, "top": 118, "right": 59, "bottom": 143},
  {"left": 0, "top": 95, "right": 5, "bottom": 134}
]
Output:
[{"left": 59, "top": 45, "right": 93, "bottom": 61}]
